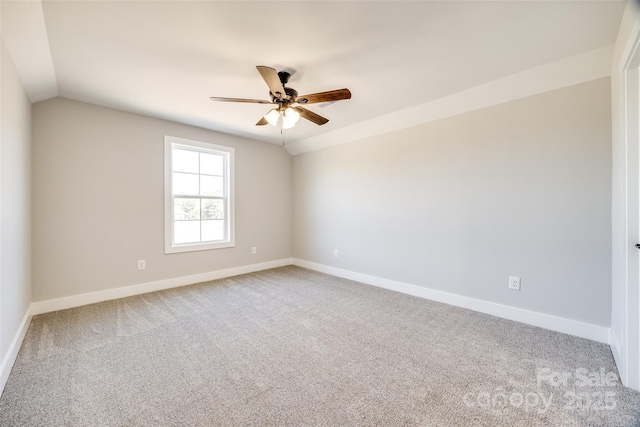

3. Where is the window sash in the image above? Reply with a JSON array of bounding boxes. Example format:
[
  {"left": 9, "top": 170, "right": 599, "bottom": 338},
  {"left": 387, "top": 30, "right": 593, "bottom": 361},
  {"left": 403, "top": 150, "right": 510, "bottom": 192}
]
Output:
[{"left": 171, "top": 197, "right": 228, "bottom": 244}]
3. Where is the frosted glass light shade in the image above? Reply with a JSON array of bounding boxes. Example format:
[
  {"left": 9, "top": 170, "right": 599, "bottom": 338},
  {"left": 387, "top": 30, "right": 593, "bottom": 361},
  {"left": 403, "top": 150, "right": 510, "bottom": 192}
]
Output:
[
  {"left": 282, "top": 107, "right": 300, "bottom": 129},
  {"left": 284, "top": 107, "right": 300, "bottom": 124},
  {"left": 264, "top": 108, "right": 280, "bottom": 126}
]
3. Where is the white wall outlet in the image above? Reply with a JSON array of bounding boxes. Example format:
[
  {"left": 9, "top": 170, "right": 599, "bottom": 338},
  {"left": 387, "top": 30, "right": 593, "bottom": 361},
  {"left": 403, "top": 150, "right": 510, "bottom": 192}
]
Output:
[
  {"left": 251, "top": 246, "right": 257, "bottom": 255},
  {"left": 508, "top": 276, "right": 521, "bottom": 291},
  {"left": 137, "top": 260, "right": 146, "bottom": 271},
  {"left": 334, "top": 249, "right": 339, "bottom": 258}
]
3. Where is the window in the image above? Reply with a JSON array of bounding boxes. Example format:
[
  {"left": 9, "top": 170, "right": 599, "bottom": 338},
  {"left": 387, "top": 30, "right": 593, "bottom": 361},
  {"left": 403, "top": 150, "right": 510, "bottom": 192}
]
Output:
[{"left": 164, "top": 136, "right": 234, "bottom": 253}]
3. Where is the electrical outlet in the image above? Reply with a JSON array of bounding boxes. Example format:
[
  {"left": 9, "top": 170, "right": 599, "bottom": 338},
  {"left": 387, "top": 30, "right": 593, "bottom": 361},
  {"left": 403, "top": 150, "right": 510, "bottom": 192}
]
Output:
[
  {"left": 334, "top": 249, "right": 339, "bottom": 258},
  {"left": 508, "top": 276, "right": 521, "bottom": 291},
  {"left": 251, "top": 247, "right": 257, "bottom": 255},
  {"left": 137, "top": 260, "right": 146, "bottom": 271}
]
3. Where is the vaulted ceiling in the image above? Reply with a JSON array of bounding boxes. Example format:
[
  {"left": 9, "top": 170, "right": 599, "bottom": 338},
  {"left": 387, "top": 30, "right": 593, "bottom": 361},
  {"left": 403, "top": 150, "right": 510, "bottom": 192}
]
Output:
[{"left": 1, "top": 1, "right": 626, "bottom": 152}]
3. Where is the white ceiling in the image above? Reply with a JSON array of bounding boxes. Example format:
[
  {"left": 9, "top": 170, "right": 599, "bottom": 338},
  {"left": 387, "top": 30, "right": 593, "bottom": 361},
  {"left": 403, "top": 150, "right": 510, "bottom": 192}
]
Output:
[{"left": 1, "top": 1, "right": 626, "bottom": 150}]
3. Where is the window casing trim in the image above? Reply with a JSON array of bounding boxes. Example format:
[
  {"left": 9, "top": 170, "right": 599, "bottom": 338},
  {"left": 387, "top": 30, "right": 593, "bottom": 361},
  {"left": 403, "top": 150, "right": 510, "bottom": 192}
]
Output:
[{"left": 164, "top": 135, "right": 235, "bottom": 254}]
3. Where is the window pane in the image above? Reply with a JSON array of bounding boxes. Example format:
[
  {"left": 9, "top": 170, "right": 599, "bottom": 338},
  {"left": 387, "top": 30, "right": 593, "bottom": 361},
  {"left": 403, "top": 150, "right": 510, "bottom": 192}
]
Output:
[
  {"left": 202, "top": 199, "right": 224, "bottom": 219},
  {"left": 200, "top": 175, "right": 224, "bottom": 197},
  {"left": 200, "top": 153, "right": 224, "bottom": 176},
  {"left": 174, "top": 198, "right": 200, "bottom": 220},
  {"left": 173, "top": 172, "right": 199, "bottom": 196},
  {"left": 202, "top": 220, "right": 224, "bottom": 241},
  {"left": 174, "top": 220, "right": 200, "bottom": 244},
  {"left": 172, "top": 148, "right": 199, "bottom": 173}
]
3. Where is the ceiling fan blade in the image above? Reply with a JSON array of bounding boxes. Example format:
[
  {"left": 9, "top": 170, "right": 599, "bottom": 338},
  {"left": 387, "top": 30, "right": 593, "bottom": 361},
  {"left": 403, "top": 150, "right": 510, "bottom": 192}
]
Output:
[
  {"left": 256, "top": 116, "right": 268, "bottom": 126},
  {"left": 296, "top": 89, "right": 351, "bottom": 105},
  {"left": 210, "top": 97, "right": 272, "bottom": 104},
  {"left": 294, "top": 106, "right": 329, "bottom": 125},
  {"left": 256, "top": 66, "right": 288, "bottom": 99}
]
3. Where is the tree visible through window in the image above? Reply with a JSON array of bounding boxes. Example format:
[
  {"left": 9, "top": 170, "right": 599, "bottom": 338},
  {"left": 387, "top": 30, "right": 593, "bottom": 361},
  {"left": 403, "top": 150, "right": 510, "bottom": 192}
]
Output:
[{"left": 164, "top": 136, "right": 234, "bottom": 253}]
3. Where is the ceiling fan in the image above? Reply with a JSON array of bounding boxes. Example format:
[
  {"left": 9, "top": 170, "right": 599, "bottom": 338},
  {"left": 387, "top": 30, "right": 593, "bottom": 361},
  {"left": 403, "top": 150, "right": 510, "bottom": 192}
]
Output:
[{"left": 210, "top": 66, "right": 351, "bottom": 129}]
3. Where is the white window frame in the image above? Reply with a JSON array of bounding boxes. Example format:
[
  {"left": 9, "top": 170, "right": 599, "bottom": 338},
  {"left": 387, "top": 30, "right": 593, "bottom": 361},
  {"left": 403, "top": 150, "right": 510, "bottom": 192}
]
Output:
[{"left": 164, "top": 135, "right": 235, "bottom": 254}]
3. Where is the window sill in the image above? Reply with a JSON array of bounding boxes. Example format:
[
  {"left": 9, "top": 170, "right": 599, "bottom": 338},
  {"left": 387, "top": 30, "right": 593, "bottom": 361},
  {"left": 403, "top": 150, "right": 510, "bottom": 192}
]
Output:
[{"left": 165, "top": 241, "right": 235, "bottom": 254}]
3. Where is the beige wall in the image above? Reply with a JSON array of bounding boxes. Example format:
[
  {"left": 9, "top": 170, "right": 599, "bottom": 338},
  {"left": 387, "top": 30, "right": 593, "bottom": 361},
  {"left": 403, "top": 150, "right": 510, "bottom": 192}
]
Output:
[
  {"left": 293, "top": 78, "right": 612, "bottom": 327},
  {"left": 32, "top": 98, "right": 292, "bottom": 301},
  {"left": 1, "top": 40, "right": 32, "bottom": 367}
]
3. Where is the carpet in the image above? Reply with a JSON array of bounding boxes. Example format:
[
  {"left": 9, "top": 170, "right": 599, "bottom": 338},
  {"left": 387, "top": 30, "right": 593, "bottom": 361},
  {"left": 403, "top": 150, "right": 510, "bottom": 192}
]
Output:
[{"left": 1, "top": 266, "right": 639, "bottom": 426}]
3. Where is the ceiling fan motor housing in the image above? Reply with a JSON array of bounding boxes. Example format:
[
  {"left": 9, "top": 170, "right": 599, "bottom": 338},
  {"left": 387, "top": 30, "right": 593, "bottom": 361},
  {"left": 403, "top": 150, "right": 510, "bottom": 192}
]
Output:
[
  {"left": 272, "top": 87, "right": 298, "bottom": 103},
  {"left": 278, "top": 71, "right": 291, "bottom": 85}
]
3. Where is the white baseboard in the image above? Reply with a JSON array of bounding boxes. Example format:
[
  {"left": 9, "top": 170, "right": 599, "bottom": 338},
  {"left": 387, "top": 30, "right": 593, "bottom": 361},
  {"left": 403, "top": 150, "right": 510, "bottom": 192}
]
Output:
[
  {"left": 0, "top": 306, "right": 32, "bottom": 395},
  {"left": 609, "top": 329, "right": 624, "bottom": 379},
  {"left": 31, "top": 258, "right": 293, "bottom": 315},
  {"left": 293, "top": 258, "right": 611, "bottom": 344}
]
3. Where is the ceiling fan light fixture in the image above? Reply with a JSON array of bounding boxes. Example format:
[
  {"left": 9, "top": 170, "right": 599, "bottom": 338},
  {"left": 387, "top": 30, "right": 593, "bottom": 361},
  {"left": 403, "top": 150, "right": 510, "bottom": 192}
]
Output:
[
  {"left": 284, "top": 107, "right": 300, "bottom": 124},
  {"left": 282, "top": 119, "right": 296, "bottom": 130},
  {"left": 282, "top": 107, "right": 300, "bottom": 129},
  {"left": 264, "top": 108, "right": 280, "bottom": 126}
]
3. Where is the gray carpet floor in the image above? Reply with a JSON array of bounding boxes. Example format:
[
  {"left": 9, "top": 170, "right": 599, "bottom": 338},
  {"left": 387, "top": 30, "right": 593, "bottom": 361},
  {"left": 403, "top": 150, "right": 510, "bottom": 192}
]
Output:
[{"left": 1, "top": 266, "right": 639, "bottom": 426}]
